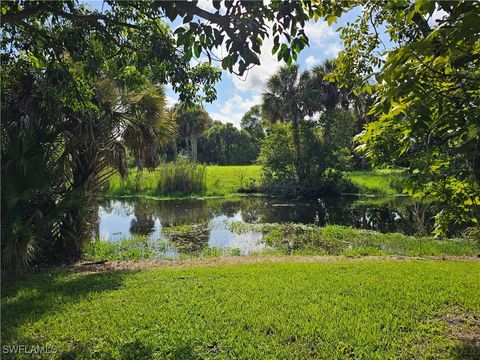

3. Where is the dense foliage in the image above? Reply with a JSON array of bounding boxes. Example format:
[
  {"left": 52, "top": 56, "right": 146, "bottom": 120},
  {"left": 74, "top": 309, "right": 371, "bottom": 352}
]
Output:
[
  {"left": 259, "top": 63, "right": 359, "bottom": 195},
  {"left": 199, "top": 123, "right": 259, "bottom": 165},
  {"left": 331, "top": 0, "right": 480, "bottom": 234},
  {"left": 1, "top": 0, "right": 337, "bottom": 269},
  {"left": 3, "top": 0, "right": 479, "bottom": 270},
  {"left": 258, "top": 121, "right": 356, "bottom": 196}
]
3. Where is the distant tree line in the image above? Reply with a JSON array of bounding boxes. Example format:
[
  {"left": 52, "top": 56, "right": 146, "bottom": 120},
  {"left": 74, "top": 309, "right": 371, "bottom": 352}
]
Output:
[{"left": 159, "top": 104, "right": 263, "bottom": 166}]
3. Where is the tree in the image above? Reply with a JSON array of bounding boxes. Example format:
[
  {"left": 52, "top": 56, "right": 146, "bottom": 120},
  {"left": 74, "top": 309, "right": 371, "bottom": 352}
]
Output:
[
  {"left": 2, "top": 1, "right": 347, "bottom": 81},
  {"left": 1, "top": 69, "right": 175, "bottom": 267},
  {"left": 241, "top": 105, "right": 265, "bottom": 141},
  {"left": 174, "top": 104, "right": 212, "bottom": 162},
  {"left": 331, "top": 0, "right": 480, "bottom": 233},
  {"left": 262, "top": 64, "right": 318, "bottom": 181},
  {"left": 199, "top": 123, "right": 258, "bottom": 165},
  {"left": 312, "top": 59, "right": 350, "bottom": 113},
  {"left": 1, "top": 0, "right": 352, "bottom": 268}
]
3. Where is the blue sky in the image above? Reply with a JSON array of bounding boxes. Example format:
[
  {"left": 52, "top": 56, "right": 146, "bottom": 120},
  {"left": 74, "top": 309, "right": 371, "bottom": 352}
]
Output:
[
  {"left": 164, "top": 2, "right": 364, "bottom": 127},
  {"left": 84, "top": 2, "right": 454, "bottom": 127},
  {"left": 85, "top": 1, "right": 366, "bottom": 127}
]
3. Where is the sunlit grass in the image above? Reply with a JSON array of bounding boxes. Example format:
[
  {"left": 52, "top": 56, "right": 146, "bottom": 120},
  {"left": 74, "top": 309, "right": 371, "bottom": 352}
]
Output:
[
  {"left": 205, "top": 165, "right": 261, "bottom": 196},
  {"left": 103, "top": 166, "right": 406, "bottom": 198},
  {"left": 2, "top": 259, "right": 479, "bottom": 359},
  {"left": 344, "top": 168, "right": 405, "bottom": 195},
  {"left": 103, "top": 165, "right": 262, "bottom": 198}
]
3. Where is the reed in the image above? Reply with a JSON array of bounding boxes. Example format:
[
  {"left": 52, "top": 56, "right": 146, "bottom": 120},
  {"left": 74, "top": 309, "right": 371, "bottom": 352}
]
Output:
[
  {"left": 156, "top": 160, "right": 207, "bottom": 196},
  {"left": 103, "top": 160, "right": 207, "bottom": 197}
]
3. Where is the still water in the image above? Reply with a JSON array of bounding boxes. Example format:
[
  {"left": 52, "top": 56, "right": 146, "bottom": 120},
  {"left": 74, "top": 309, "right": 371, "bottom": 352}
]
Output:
[{"left": 95, "top": 196, "right": 424, "bottom": 256}]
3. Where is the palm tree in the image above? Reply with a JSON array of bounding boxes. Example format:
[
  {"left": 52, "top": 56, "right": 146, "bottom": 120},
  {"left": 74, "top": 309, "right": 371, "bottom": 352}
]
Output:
[
  {"left": 173, "top": 104, "right": 212, "bottom": 162},
  {"left": 1, "top": 73, "right": 176, "bottom": 269},
  {"left": 312, "top": 60, "right": 349, "bottom": 111},
  {"left": 262, "top": 64, "right": 317, "bottom": 181},
  {"left": 59, "top": 78, "right": 176, "bottom": 260},
  {"left": 311, "top": 60, "right": 351, "bottom": 135}
]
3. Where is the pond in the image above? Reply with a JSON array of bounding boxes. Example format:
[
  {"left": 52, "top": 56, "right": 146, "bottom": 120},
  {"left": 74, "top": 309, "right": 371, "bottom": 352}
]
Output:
[{"left": 93, "top": 195, "right": 429, "bottom": 258}]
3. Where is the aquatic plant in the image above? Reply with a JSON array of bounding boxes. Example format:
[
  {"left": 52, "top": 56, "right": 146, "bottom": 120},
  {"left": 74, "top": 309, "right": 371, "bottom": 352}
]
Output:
[{"left": 228, "top": 222, "right": 480, "bottom": 257}]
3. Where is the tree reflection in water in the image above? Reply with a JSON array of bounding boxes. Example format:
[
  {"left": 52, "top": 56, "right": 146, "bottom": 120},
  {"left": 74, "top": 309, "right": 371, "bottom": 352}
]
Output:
[{"left": 97, "top": 195, "right": 437, "bottom": 243}]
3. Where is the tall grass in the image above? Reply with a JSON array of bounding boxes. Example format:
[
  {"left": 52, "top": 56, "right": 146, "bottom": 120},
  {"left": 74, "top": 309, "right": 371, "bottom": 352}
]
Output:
[
  {"left": 156, "top": 161, "right": 206, "bottom": 196},
  {"left": 103, "top": 165, "right": 261, "bottom": 197},
  {"left": 103, "top": 160, "right": 206, "bottom": 197}
]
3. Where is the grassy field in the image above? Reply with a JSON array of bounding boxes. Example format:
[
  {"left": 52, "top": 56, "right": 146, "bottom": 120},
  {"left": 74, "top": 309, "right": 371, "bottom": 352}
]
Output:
[
  {"left": 205, "top": 165, "right": 261, "bottom": 196},
  {"left": 2, "top": 258, "right": 479, "bottom": 359},
  {"left": 103, "top": 165, "right": 262, "bottom": 198},
  {"left": 103, "top": 165, "right": 403, "bottom": 198},
  {"left": 345, "top": 168, "right": 405, "bottom": 195}
]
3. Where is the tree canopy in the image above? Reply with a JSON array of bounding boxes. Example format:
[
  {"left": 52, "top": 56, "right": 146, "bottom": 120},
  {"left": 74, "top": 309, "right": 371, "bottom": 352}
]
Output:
[{"left": 331, "top": 0, "right": 480, "bottom": 233}]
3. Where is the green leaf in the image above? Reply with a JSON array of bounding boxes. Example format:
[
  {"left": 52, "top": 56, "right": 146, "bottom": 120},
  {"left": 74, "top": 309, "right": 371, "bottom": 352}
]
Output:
[{"left": 194, "top": 44, "right": 202, "bottom": 58}]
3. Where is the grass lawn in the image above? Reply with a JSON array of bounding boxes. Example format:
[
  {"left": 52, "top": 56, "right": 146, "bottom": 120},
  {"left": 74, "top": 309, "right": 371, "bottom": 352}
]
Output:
[
  {"left": 345, "top": 169, "right": 405, "bottom": 195},
  {"left": 2, "top": 258, "right": 479, "bottom": 359},
  {"left": 103, "top": 165, "right": 404, "bottom": 198},
  {"left": 103, "top": 165, "right": 262, "bottom": 198},
  {"left": 205, "top": 165, "right": 261, "bottom": 196}
]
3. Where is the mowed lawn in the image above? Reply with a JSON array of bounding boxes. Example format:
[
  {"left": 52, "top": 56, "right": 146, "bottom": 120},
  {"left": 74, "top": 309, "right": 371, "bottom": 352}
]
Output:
[{"left": 2, "top": 259, "right": 479, "bottom": 359}]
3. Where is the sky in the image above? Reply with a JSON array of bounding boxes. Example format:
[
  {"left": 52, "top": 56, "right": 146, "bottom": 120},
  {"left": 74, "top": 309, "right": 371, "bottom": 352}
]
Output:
[
  {"left": 83, "top": 1, "right": 444, "bottom": 128},
  {"left": 165, "top": 2, "right": 363, "bottom": 127}
]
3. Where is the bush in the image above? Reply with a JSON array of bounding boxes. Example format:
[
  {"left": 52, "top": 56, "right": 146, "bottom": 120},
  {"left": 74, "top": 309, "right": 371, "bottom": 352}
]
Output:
[
  {"left": 156, "top": 157, "right": 206, "bottom": 196},
  {"left": 258, "top": 122, "right": 357, "bottom": 196}
]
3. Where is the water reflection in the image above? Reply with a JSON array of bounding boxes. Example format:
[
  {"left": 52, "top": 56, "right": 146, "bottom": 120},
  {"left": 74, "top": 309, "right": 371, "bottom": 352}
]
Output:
[{"left": 95, "top": 195, "right": 435, "bottom": 257}]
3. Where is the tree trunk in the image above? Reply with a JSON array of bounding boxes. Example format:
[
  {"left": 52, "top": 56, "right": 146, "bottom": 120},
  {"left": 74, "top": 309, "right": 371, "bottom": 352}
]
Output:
[
  {"left": 190, "top": 134, "right": 198, "bottom": 163},
  {"left": 291, "top": 117, "right": 305, "bottom": 181},
  {"left": 172, "top": 139, "right": 178, "bottom": 161},
  {"left": 136, "top": 159, "right": 143, "bottom": 174}
]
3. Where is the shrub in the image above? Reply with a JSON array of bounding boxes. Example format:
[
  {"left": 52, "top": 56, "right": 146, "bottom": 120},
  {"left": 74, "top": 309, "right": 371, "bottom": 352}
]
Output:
[
  {"left": 258, "top": 122, "right": 357, "bottom": 196},
  {"left": 156, "top": 157, "right": 207, "bottom": 196}
]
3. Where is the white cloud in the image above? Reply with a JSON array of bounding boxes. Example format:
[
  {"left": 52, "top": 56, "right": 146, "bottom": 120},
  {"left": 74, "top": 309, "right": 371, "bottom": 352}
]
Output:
[
  {"left": 229, "top": 33, "right": 284, "bottom": 93},
  {"left": 165, "top": 94, "right": 177, "bottom": 108},
  {"left": 304, "top": 21, "right": 343, "bottom": 58},
  {"left": 197, "top": 0, "right": 217, "bottom": 13},
  {"left": 305, "top": 55, "right": 319, "bottom": 68},
  {"left": 209, "top": 94, "right": 262, "bottom": 127},
  {"left": 209, "top": 19, "right": 342, "bottom": 94},
  {"left": 428, "top": 8, "right": 448, "bottom": 26}
]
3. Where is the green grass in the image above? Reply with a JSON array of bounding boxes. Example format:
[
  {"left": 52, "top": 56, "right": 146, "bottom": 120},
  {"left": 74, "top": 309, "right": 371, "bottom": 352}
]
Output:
[
  {"left": 103, "top": 166, "right": 404, "bottom": 198},
  {"left": 2, "top": 259, "right": 479, "bottom": 359},
  {"left": 103, "top": 165, "right": 261, "bottom": 198},
  {"left": 205, "top": 165, "right": 261, "bottom": 196},
  {"left": 345, "top": 168, "right": 405, "bottom": 195}
]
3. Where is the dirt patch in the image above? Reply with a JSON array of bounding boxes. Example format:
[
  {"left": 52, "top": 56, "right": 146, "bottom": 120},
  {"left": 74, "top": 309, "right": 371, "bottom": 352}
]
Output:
[
  {"left": 67, "top": 255, "right": 480, "bottom": 273},
  {"left": 442, "top": 306, "right": 480, "bottom": 359}
]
